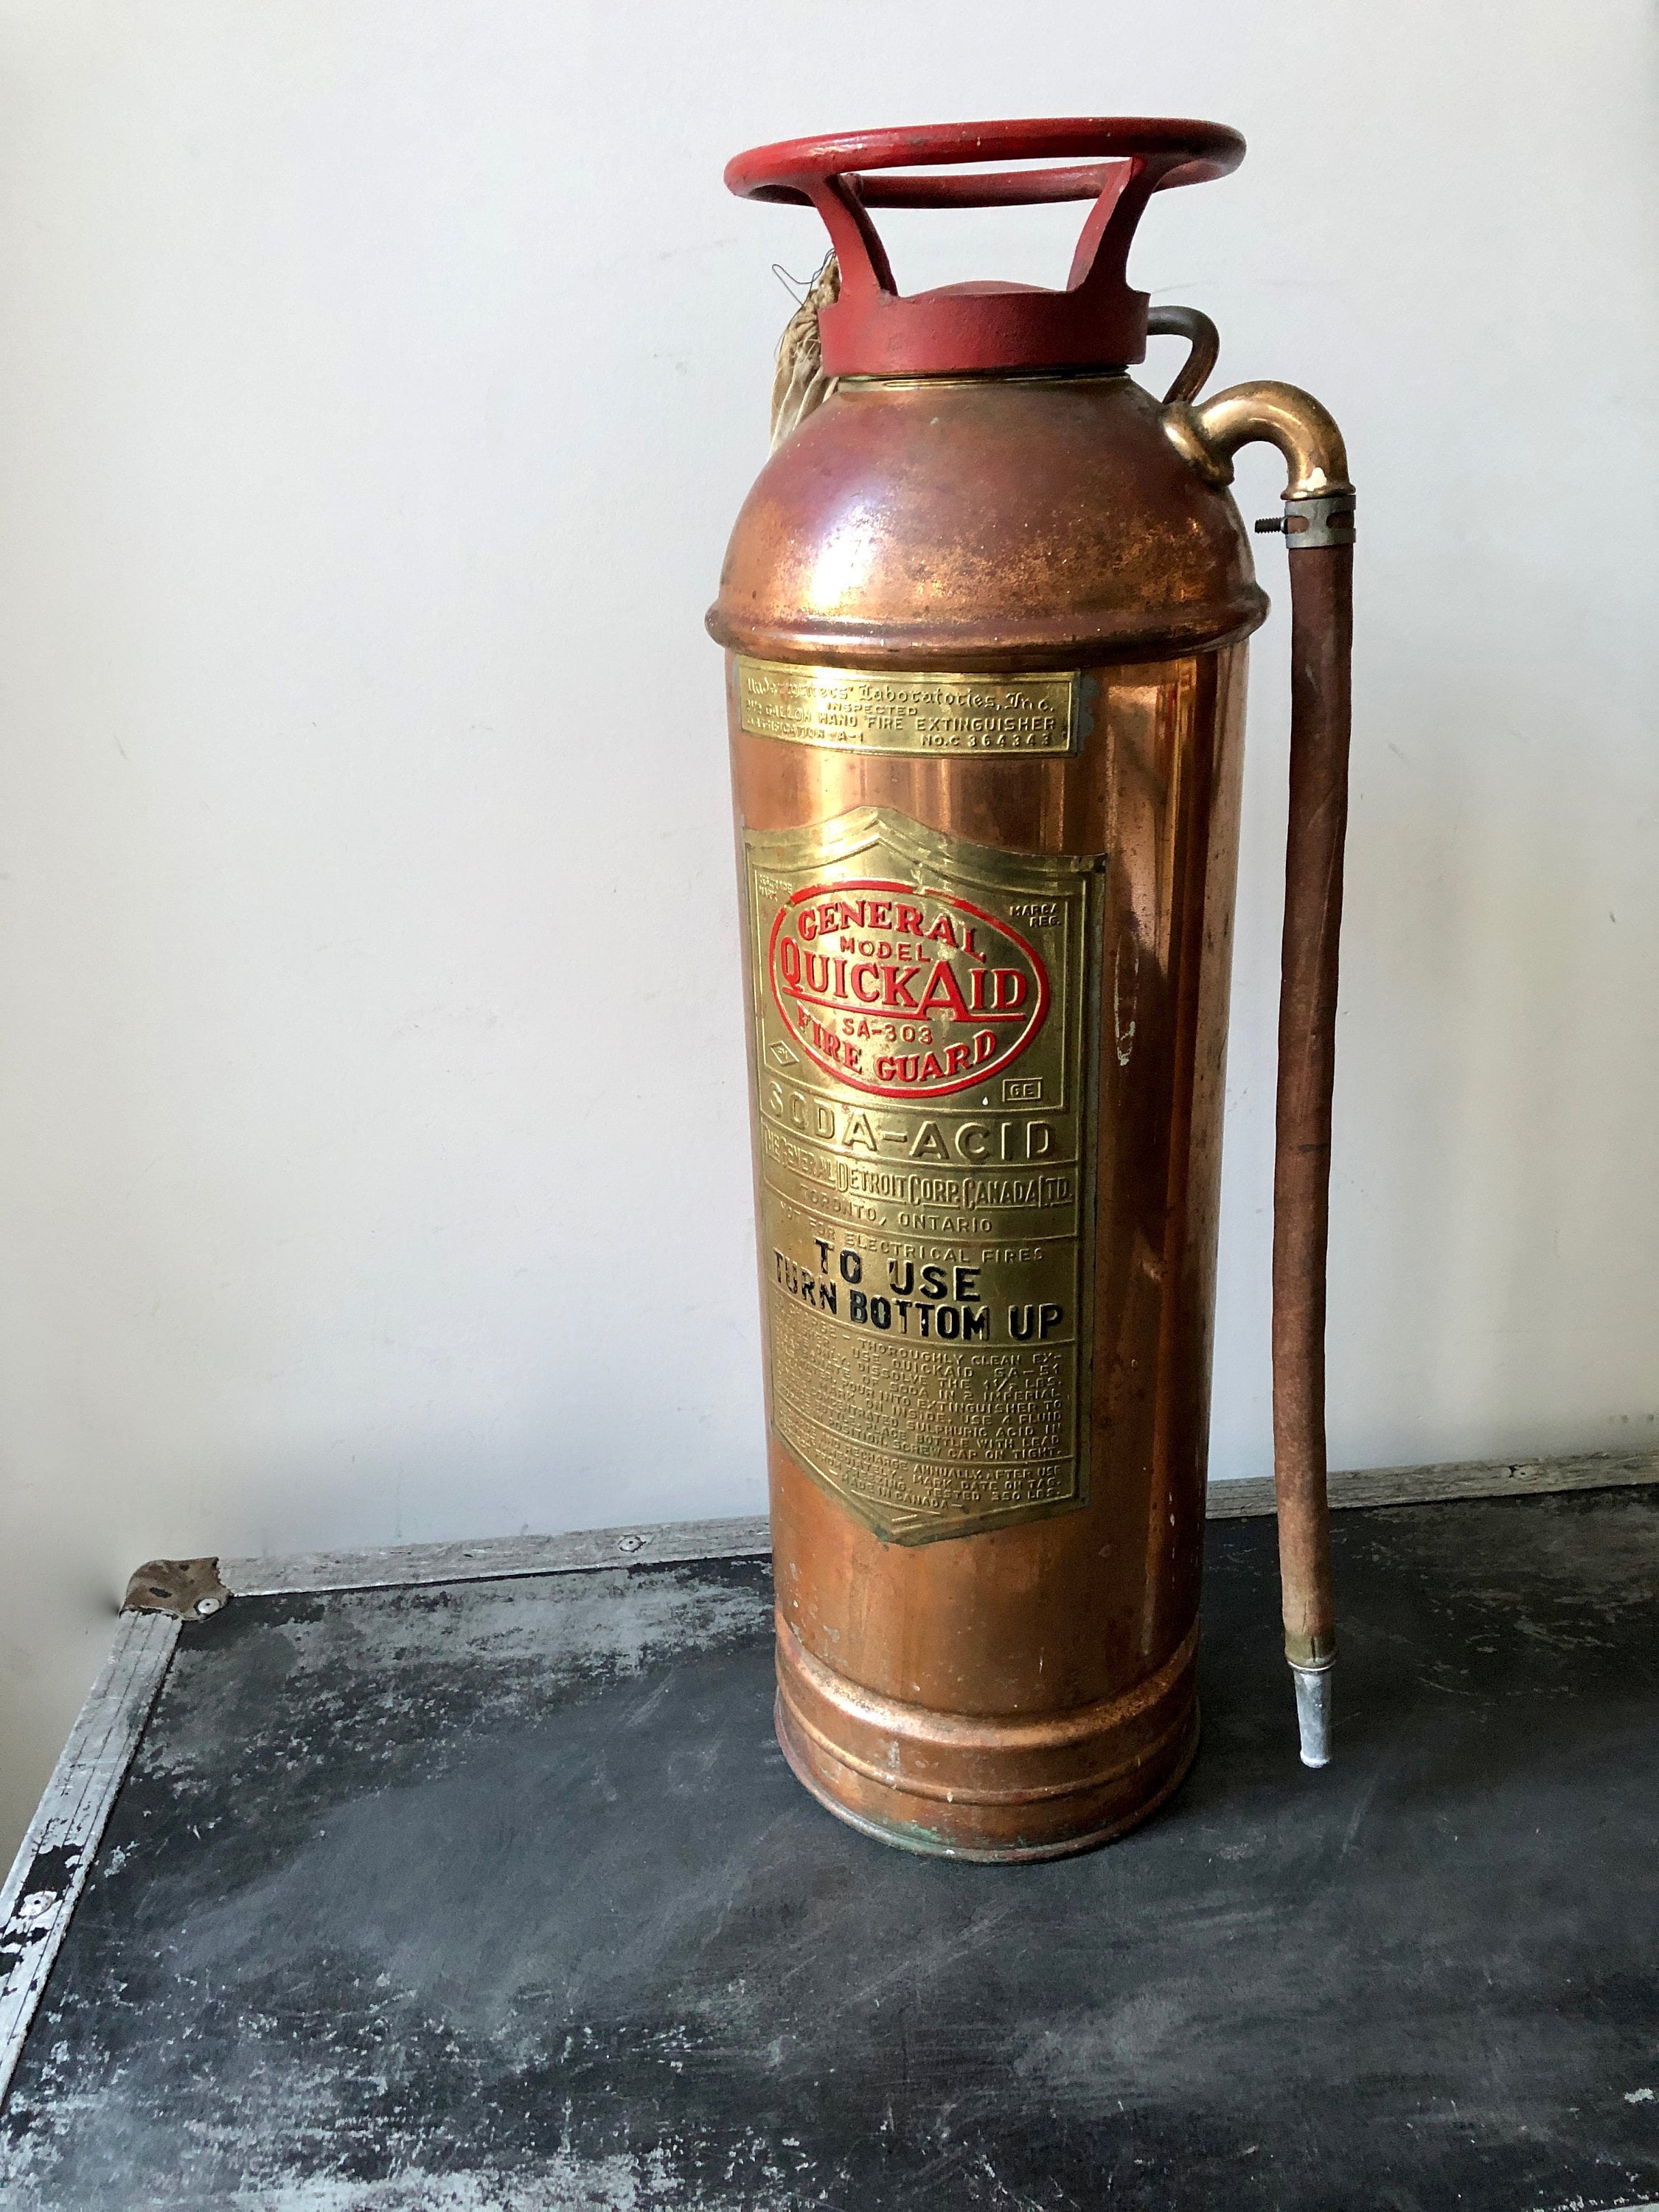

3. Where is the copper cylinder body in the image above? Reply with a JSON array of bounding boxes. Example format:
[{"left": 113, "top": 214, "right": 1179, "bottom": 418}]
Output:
[{"left": 712, "top": 372, "right": 1265, "bottom": 1858}]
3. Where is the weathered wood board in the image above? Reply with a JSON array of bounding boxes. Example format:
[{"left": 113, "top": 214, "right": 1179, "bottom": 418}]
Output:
[{"left": 2, "top": 1487, "right": 1658, "bottom": 2209}]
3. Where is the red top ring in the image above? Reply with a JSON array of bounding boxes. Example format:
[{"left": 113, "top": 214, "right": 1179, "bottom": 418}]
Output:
[{"left": 726, "top": 117, "right": 1243, "bottom": 207}]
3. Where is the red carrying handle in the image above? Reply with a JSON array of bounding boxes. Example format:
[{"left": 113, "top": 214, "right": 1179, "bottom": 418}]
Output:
[{"left": 723, "top": 118, "right": 1245, "bottom": 376}]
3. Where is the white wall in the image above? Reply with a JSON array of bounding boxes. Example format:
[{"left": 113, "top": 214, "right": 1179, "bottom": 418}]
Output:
[{"left": 1, "top": 0, "right": 1655, "bottom": 1857}]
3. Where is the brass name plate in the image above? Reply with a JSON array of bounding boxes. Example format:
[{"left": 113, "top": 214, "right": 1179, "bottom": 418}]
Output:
[
  {"left": 737, "top": 657, "right": 1080, "bottom": 756},
  {"left": 745, "top": 805, "right": 1102, "bottom": 1545}
]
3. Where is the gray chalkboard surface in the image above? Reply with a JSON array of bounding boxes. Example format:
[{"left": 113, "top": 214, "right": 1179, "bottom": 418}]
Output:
[{"left": 2, "top": 1489, "right": 1657, "bottom": 2210}]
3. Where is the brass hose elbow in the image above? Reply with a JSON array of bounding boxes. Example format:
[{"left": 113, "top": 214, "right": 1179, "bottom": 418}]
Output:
[{"left": 1162, "top": 380, "right": 1352, "bottom": 504}]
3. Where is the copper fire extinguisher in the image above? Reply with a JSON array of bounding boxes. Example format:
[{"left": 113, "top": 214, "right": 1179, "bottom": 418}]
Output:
[{"left": 708, "top": 119, "right": 1354, "bottom": 1859}]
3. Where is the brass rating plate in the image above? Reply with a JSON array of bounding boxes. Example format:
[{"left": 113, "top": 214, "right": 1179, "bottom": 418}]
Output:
[
  {"left": 744, "top": 806, "right": 1103, "bottom": 1545},
  {"left": 736, "top": 657, "right": 1081, "bottom": 756}
]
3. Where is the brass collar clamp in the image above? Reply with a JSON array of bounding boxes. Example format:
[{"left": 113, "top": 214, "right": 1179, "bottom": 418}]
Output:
[{"left": 1256, "top": 492, "right": 1356, "bottom": 551}]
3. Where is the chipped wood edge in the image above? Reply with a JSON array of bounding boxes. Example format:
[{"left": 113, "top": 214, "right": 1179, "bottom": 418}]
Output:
[
  {"left": 217, "top": 1448, "right": 1659, "bottom": 1596},
  {"left": 219, "top": 1513, "right": 776, "bottom": 1597},
  {"left": 1204, "top": 1444, "right": 1659, "bottom": 1521},
  {"left": 0, "top": 1609, "right": 179, "bottom": 2111}
]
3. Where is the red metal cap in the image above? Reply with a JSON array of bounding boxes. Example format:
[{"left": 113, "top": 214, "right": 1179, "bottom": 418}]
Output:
[{"left": 726, "top": 118, "right": 1244, "bottom": 378}]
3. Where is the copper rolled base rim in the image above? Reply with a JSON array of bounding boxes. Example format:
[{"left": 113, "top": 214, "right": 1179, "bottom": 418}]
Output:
[
  {"left": 773, "top": 1615, "right": 1202, "bottom": 1860},
  {"left": 776, "top": 1690, "right": 1200, "bottom": 1863},
  {"left": 777, "top": 1612, "right": 1199, "bottom": 1801}
]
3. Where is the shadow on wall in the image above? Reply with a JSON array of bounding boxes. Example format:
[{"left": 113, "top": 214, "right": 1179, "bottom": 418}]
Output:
[{"left": 1324, "top": 631, "right": 1659, "bottom": 1472}]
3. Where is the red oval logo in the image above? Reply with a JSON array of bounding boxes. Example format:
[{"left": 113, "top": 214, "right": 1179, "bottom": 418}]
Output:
[{"left": 767, "top": 877, "right": 1050, "bottom": 1101}]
